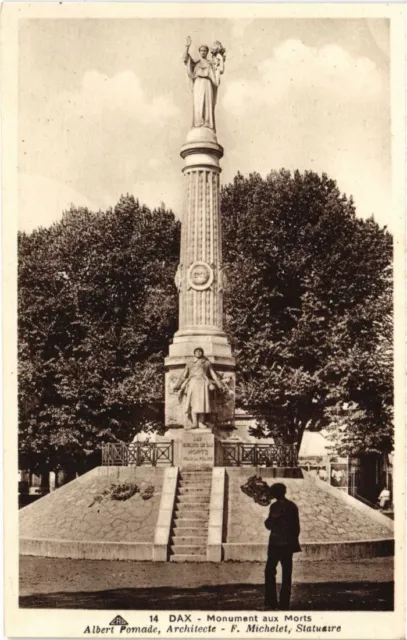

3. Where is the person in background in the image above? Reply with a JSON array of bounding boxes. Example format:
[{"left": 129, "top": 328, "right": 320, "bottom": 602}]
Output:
[
  {"left": 378, "top": 486, "right": 391, "bottom": 510},
  {"left": 264, "top": 483, "right": 301, "bottom": 610},
  {"left": 317, "top": 467, "right": 327, "bottom": 481}
]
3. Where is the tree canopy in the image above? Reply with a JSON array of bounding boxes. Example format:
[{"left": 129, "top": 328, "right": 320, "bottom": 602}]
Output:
[
  {"left": 18, "top": 196, "right": 179, "bottom": 472},
  {"left": 18, "top": 170, "right": 393, "bottom": 472},
  {"left": 221, "top": 170, "right": 393, "bottom": 455}
]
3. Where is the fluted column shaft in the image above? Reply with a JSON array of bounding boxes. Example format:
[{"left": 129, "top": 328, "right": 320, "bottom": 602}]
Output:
[
  {"left": 179, "top": 168, "right": 223, "bottom": 331},
  {"left": 165, "top": 129, "right": 235, "bottom": 429},
  {"left": 173, "top": 134, "right": 225, "bottom": 339}
]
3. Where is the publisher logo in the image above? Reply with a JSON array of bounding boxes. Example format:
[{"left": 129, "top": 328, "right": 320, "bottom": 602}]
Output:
[{"left": 110, "top": 616, "right": 129, "bottom": 627}]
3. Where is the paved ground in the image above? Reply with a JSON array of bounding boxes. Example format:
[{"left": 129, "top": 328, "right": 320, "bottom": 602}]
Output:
[
  {"left": 228, "top": 474, "right": 393, "bottom": 543},
  {"left": 20, "top": 467, "right": 163, "bottom": 544},
  {"left": 20, "top": 556, "right": 393, "bottom": 611}
]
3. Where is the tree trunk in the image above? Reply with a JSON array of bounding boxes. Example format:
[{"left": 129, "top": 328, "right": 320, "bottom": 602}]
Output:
[
  {"left": 56, "top": 469, "right": 76, "bottom": 487},
  {"left": 39, "top": 472, "right": 50, "bottom": 495}
]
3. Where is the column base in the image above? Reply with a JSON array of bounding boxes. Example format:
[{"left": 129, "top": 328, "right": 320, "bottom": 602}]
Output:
[{"left": 167, "top": 330, "right": 234, "bottom": 364}]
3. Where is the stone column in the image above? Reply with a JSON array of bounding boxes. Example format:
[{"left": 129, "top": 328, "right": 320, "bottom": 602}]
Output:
[{"left": 165, "top": 127, "right": 235, "bottom": 429}]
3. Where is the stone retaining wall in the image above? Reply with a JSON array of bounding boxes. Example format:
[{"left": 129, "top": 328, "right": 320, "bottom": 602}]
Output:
[{"left": 223, "top": 539, "right": 394, "bottom": 562}]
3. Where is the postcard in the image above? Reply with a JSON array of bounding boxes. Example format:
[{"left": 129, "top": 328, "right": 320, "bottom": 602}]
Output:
[{"left": 2, "top": 3, "right": 405, "bottom": 639}]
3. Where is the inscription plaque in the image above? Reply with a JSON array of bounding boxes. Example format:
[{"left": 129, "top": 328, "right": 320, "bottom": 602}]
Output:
[{"left": 181, "top": 431, "right": 215, "bottom": 468}]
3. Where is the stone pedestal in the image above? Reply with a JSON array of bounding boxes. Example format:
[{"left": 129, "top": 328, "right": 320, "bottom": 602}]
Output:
[
  {"left": 157, "top": 427, "right": 215, "bottom": 468},
  {"left": 180, "top": 429, "right": 215, "bottom": 469},
  {"left": 165, "top": 126, "right": 235, "bottom": 429}
]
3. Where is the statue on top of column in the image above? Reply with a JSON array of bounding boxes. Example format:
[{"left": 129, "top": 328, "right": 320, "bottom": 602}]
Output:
[{"left": 183, "top": 36, "right": 226, "bottom": 131}]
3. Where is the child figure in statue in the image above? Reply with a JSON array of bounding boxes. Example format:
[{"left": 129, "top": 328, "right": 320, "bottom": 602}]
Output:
[{"left": 174, "top": 347, "right": 223, "bottom": 429}]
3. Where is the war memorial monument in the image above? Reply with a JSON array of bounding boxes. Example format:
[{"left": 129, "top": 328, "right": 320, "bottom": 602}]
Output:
[{"left": 19, "top": 37, "right": 394, "bottom": 565}]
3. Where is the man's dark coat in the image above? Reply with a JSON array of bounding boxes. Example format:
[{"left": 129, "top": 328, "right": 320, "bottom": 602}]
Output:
[{"left": 264, "top": 497, "right": 301, "bottom": 553}]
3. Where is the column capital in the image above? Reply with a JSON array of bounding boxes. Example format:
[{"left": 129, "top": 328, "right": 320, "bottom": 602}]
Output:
[
  {"left": 180, "top": 127, "right": 224, "bottom": 170},
  {"left": 181, "top": 142, "right": 223, "bottom": 172},
  {"left": 181, "top": 140, "right": 224, "bottom": 160}
]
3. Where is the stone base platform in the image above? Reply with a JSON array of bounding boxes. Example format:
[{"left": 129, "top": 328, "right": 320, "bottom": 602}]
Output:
[
  {"left": 19, "top": 466, "right": 166, "bottom": 561},
  {"left": 224, "top": 468, "right": 394, "bottom": 561},
  {"left": 20, "top": 466, "right": 394, "bottom": 562}
]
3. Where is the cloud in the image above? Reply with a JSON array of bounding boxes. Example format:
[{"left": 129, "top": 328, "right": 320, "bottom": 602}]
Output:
[
  {"left": 19, "top": 173, "right": 101, "bottom": 232},
  {"left": 20, "top": 70, "right": 183, "bottom": 230},
  {"left": 220, "top": 39, "right": 390, "bottom": 228},
  {"left": 223, "top": 39, "right": 382, "bottom": 115},
  {"left": 19, "top": 171, "right": 182, "bottom": 233},
  {"left": 60, "top": 70, "right": 180, "bottom": 124},
  {"left": 19, "top": 42, "right": 390, "bottom": 234},
  {"left": 230, "top": 19, "right": 254, "bottom": 39}
]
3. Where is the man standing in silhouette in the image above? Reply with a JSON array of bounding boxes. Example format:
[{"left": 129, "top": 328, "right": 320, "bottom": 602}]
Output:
[{"left": 264, "top": 483, "right": 301, "bottom": 610}]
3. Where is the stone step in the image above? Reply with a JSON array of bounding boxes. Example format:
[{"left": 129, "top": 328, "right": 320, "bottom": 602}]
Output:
[
  {"left": 178, "top": 486, "right": 211, "bottom": 495},
  {"left": 180, "top": 468, "right": 213, "bottom": 472},
  {"left": 179, "top": 477, "right": 212, "bottom": 485},
  {"left": 176, "top": 495, "right": 210, "bottom": 505},
  {"left": 175, "top": 499, "right": 210, "bottom": 508},
  {"left": 175, "top": 497, "right": 210, "bottom": 507},
  {"left": 172, "top": 526, "right": 207, "bottom": 536},
  {"left": 171, "top": 535, "right": 207, "bottom": 545},
  {"left": 173, "top": 519, "right": 209, "bottom": 530},
  {"left": 170, "top": 554, "right": 207, "bottom": 562},
  {"left": 174, "top": 516, "right": 209, "bottom": 524},
  {"left": 169, "top": 469, "right": 211, "bottom": 564},
  {"left": 179, "top": 478, "right": 212, "bottom": 487},
  {"left": 174, "top": 507, "right": 209, "bottom": 519},
  {"left": 171, "top": 544, "right": 206, "bottom": 555},
  {"left": 180, "top": 470, "right": 212, "bottom": 476},
  {"left": 172, "top": 529, "right": 207, "bottom": 538}
]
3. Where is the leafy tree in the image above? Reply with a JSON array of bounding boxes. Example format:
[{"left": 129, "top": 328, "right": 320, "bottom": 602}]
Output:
[
  {"left": 19, "top": 170, "right": 393, "bottom": 473},
  {"left": 322, "top": 285, "right": 393, "bottom": 455},
  {"left": 18, "top": 196, "right": 179, "bottom": 473},
  {"left": 221, "top": 170, "right": 393, "bottom": 455}
]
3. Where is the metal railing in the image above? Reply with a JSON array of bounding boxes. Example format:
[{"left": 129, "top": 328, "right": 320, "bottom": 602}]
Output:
[
  {"left": 102, "top": 442, "right": 174, "bottom": 467},
  {"left": 102, "top": 441, "right": 297, "bottom": 468},
  {"left": 216, "top": 442, "right": 298, "bottom": 467}
]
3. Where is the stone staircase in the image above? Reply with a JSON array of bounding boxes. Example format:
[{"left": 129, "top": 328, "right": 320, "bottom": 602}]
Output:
[{"left": 169, "top": 469, "right": 212, "bottom": 562}]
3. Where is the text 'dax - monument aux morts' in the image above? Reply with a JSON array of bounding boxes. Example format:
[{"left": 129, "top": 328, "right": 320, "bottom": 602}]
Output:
[{"left": 164, "top": 37, "right": 235, "bottom": 441}]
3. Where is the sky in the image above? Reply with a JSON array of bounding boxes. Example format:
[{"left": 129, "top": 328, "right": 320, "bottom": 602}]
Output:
[{"left": 18, "top": 18, "right": 391, "bottom": 232}]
